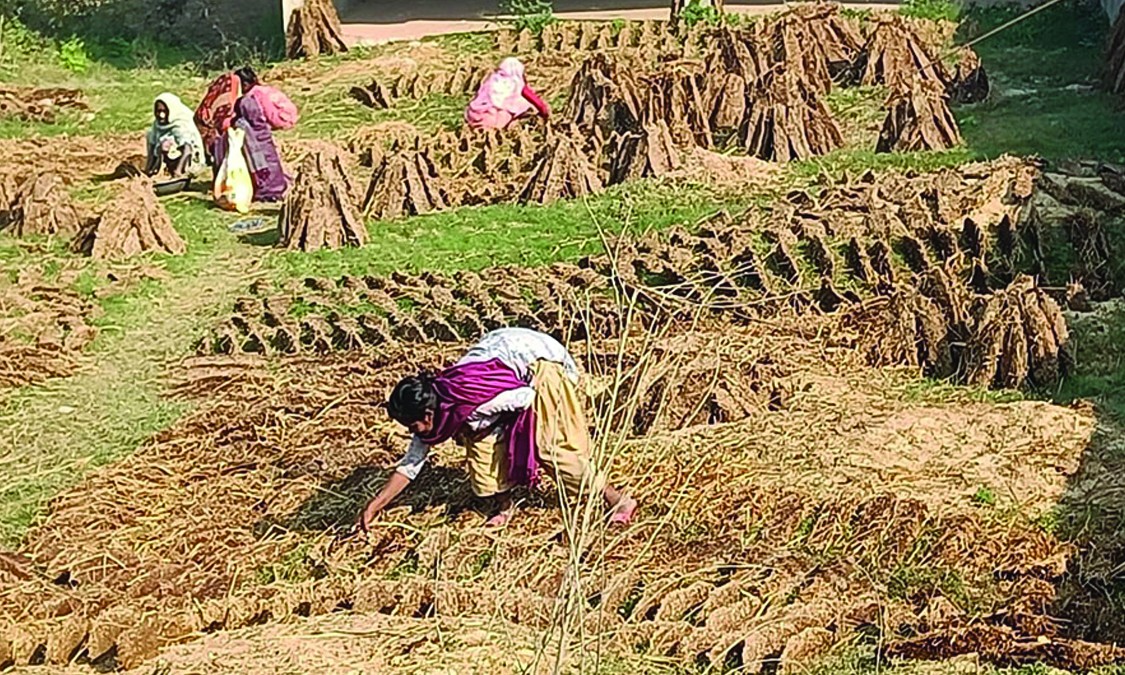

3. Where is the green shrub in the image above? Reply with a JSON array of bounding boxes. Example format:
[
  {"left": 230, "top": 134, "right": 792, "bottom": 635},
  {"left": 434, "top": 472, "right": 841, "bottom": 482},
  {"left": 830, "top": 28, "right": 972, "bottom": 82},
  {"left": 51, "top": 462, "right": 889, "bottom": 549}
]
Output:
[
  {"left": 900, "top": 0, "right": 962, "bottom": 22},
  {"left": 57, "top": 35, "right": 89, "bottom": 72},
  {"left": 501, "top": 0, "right": 556, "bottom": 35},
  {"left": 680, "top": 0, "right": 721, "bottom": 27}
]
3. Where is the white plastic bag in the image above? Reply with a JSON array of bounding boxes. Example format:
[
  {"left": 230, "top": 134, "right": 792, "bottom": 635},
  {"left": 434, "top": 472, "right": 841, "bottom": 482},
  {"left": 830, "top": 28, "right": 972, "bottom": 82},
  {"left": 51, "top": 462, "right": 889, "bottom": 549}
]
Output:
[{"left": 213, "top": 127, "right": 253, "bottom": 214}]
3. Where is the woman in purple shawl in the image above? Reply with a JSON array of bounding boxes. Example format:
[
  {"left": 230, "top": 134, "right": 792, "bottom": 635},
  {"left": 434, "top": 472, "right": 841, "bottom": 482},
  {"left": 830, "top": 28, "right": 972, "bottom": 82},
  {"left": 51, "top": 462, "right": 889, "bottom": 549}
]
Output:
[
  {"left": 231, "top": 67, "right": 289, "bottom": 202},
  {"left": 357, "top": 328, "right": 637, "bottom": 530}
]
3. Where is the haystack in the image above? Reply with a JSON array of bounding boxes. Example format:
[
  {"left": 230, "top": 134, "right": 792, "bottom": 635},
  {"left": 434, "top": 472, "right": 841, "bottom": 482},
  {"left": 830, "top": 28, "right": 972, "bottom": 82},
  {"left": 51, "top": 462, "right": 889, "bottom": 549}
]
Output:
[
  {"left": 948, "top": 47, "right": 989, "bottom": 104},
  {"left": 876, "top": 81, "right": 962, "bottom": 153},
  {"left": 608, "top": 121, "right": 681, "bottom": 184},
  {"left": 1107, "top": 10, "right": 1125, "bottom": 94},
  {"left": 279, "top": 147, "right": 368, "bottom": 252},
  {"left": 363, "top": 145, "right": 449, "bottom": 219},
  {"left": 740, "top": 69, "right": 843, "bottom": 162},
  {"left": 857, "top": 15, "right": 948, "bottom": 89},
  {"left": 286, "top": 0, "right": 348, "bottom": 59},
  {"left": 71, "top": 177, "right": 185, "bottom": 259},
  {"left": 964, "top": 275, "right": 1069, "bottom": 389},
  {"left": 519, "top": 132, "right": 603, "bottom": 204},
  {"left": 6, "top": 172, "right": 81, "bottom": 237}
]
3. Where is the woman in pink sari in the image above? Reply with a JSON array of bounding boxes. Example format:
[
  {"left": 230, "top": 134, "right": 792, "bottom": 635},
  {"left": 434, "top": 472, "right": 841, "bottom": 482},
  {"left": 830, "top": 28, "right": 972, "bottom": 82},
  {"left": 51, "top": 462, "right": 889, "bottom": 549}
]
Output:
[{"left": 465, "top": 57, "right": 551, "bottom": 131}]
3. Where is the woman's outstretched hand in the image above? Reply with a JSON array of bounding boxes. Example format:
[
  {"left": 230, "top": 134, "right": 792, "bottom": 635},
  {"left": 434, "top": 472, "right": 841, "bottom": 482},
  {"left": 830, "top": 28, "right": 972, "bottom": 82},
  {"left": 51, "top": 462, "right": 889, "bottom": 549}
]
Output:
[{"left": 354, "top": 471, "right": 411, "bottom": 534}]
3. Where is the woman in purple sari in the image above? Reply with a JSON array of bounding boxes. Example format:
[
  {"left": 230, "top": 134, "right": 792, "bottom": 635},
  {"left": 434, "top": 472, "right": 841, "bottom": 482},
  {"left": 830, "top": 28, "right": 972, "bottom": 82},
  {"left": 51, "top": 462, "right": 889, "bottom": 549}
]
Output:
[
  {"left": 232, "top": 67, "right": 289, "bottom": 202},
  {"left": 356, "top": 328, "right": 637, "bottom": 531}
]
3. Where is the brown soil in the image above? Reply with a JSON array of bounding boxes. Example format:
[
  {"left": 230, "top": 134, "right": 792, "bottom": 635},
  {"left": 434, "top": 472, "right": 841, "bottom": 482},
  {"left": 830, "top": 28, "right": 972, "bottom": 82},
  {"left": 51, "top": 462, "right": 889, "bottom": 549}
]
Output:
[
  {"left": 71, "top": 177, "right": 186, "bottom": 260},
  {"left": 280, "top": 145, "right": 368, "bottom": 252},
  {"left": 3, "top": 172, "right": 82, "bottom": 238},
  {"left": 876, "top": 79, "right": 963, "bottom": 153},
  {"left": 286, "top": 0, "right": 348, "bottom": 59},
  {"left": 670, "top": 146, "right": 778, "bottom": 187},
  {"left": 0, "top": 87, "right": 88, "bottom": 124}
]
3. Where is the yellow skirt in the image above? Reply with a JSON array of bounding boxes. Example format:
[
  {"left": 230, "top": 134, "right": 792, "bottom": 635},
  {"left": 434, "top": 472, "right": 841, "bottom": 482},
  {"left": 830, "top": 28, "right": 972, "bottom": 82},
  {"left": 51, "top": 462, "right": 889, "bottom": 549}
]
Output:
[{"left": 457, "top": 360, "right": 603, "bottom": 499}]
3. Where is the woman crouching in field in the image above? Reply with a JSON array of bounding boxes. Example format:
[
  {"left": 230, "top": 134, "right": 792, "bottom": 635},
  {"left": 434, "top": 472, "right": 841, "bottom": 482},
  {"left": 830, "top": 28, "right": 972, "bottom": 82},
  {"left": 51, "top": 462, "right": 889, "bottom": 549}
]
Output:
[
  {"left": 356, "top": 328, "right": 637, "bottom": 531},
  {"left": 464, "top": 57, "right": 550, "bottom": 131}
]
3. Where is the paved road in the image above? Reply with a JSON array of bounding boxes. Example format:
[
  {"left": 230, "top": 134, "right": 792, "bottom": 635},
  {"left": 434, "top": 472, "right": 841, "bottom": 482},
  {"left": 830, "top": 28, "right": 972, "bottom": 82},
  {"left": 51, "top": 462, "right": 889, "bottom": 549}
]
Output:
[{"left": 339, "top": 0, "right": 899, "bottom": 44}]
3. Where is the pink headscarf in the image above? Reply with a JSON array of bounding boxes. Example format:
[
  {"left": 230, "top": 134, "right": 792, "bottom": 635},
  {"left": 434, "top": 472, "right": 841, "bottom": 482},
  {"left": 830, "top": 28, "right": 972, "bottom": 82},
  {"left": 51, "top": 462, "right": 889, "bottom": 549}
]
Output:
[{"left": 466, "top": 57, "right": 531, "bottom": 129}]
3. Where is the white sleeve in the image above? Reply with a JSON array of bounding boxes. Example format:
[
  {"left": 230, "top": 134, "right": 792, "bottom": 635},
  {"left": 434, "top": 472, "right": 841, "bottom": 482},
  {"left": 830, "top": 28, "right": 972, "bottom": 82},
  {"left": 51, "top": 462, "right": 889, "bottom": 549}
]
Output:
[
  {"left": 466, "top": 387, "right": 536, "bottom": 431},
  {"left": 396, "top": 436, "right": 431, "bottom": 481}
]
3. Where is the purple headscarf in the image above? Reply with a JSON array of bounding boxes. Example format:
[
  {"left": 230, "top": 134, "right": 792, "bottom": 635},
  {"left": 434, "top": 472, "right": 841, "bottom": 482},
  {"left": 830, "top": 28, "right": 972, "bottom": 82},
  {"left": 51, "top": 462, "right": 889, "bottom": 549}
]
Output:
[{"left": 418, "top": 358, "right": 540, "bottom": 487}]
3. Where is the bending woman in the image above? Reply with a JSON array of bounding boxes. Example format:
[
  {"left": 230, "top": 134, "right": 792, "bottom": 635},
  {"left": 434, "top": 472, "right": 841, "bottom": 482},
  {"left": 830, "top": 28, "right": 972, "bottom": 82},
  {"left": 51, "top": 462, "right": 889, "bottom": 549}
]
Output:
[
  {"left": 357, "top": 327, "right": 637, "bottom": 531},
  {"left": 232, "top": 67, "right": 289, "bottom": 202},
  {"left": 465, "top": 57, "right": 550, "bottom": 131},
  {"left": 145, "top": 93, "right": 204, "bottom": 178}
]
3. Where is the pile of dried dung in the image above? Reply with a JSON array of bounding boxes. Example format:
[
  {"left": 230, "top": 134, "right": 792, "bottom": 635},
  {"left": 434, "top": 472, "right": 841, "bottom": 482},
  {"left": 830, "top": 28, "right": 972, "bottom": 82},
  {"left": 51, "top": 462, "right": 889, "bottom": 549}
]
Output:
[
  {"left": 563, "top": 53, "right": 645, "bottom": 140},
  {"left": 363, "top": 143, "right": 449, "bottom": 219},
  {"left": 0, "top": 266, "right": 100, "bottom": 391},
  {"left": 641, "top": 63, "right": 714, "bottom": 148},
  {"left": 889, "top": 623, "right": 1125, "bottom": 671},
  {"left": 1108, "top": 10, "right": 1125, "bottom": 94},
  {"left": 0, "top": 87, "right": 88, "bottom": 123},
  {"left": 71, "top": 177, "right": 185, "bottom": 259},
  {"left": 740, "top": 68, "right": 843, "bottom": 161},
  {"left": 0, "top": 321, "right": 1106, "bottom": 671},
  {"left": 856, "top": 15, "right": 949, "bottom": 89},
  {"left": 349, "top": 65, "right": 488, "bottom": 108},
  {"left": 286, "top": 0, "right": 348, "bottom": 58},
  {"left": 608, "top": 121, "right": 680, "bottom": 184},
  {"left": 704, "top": 30, "right": 766, "bottom": 133},
  {"left": 280, "top": 146, "right": 368, "bottom": 252},
  {"left": 758, "top": 2, "right": 864, "bottom": 88},
  {"left": 3, "top": 172, "right": 82, "bottom": 237},
  {"left": 965, "top": 274, "right": 1069, "bottom": 389},
  {"left": 495, "top": 20, "right": 703, "bottom": 57},
  {"left": 876, "top": 79, "right": 962, "bottom": 153},
  {"left": 948, "top": 47, "right": 990, "bottom": 104},
  {"left": 839, "top": 283, "right": 952, "bottom": 376},
  {"left": 198, "top": 261, "right": 620, "bottom": 357},
  {"left": 519, "top": 131, "right": 604, "bottom": 204}
]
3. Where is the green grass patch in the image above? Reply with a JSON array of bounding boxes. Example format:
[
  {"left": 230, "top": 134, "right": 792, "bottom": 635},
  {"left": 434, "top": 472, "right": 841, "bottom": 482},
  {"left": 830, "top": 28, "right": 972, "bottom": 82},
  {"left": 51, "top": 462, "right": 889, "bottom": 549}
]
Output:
[
  {"left": 899, "top": 377, "right": 1025, "bottom": 405},
  {"left": 789, "top": 148, "right": 974, "bottom": 183},
  {"left": 972, "top": 485, "right": 997, "bottom": 507},
  {"left": 266, "top": 181, "right": 733, "bottom": 280},
  {"left": 957, "top": 0, "right": 1125, "bottom": 161}
]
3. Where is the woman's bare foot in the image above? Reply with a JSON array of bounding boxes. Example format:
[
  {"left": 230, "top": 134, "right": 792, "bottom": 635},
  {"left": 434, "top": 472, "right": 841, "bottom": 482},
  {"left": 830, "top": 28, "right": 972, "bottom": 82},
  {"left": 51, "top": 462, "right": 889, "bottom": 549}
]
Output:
[
  {"left": 484, "top": 492, "right": 514, "bottom": 528},
  {"left": 608, "top": 495, "right": 637, "bottom": 525}
]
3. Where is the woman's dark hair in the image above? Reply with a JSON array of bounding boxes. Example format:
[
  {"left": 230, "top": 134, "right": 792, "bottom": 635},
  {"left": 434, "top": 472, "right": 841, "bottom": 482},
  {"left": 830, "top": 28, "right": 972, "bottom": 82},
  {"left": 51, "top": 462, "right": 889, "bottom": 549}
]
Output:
[
  {"left": 235, "top": 66, "right": 259, "bottom": 90},
  {"left": 387, "top": 373, "right": 438, "bottom": 425}
]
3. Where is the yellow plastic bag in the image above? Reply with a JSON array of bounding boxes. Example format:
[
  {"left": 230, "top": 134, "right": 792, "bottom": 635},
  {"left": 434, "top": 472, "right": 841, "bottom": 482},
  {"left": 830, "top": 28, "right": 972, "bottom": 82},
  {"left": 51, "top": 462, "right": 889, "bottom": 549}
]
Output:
[{"left": 213, "top": 128, "right": 253, "bottom": 214}]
